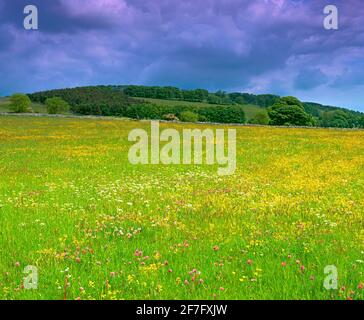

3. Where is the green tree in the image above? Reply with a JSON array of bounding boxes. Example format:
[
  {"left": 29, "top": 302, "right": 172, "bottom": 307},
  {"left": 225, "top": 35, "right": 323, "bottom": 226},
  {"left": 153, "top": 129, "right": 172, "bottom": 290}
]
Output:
[
  {"left": 207, "top": 94, "right": 222, "bottom": 104},
  {"left": 9, "top": 93, "right": 32, "bottom": 113},
  {"left": 179, "top": 111, "right": 199, "bottom": 122},
  {"left": 358, "top": 116, "right": 364, "bottom": 128},
  {"left": 249, "top": 111, "right": 270, "bottom": 125},
  {"left": 268, "top": 96, "right": 314, "bottom": 126},
  {"left": 45, "top": 97, "right": 70, "bottom": 114},
  {"left": 320, "top": 110, "right": 350, "bottom": 128},
  {"left": 279, "top": 96, "right": 303, "bottom": 107}
]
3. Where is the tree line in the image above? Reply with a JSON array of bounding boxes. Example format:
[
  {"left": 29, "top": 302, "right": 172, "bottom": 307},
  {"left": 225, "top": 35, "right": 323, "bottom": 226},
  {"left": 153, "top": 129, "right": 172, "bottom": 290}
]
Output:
[
  {"left": 119, "top": 85, "right": 364, "bottom": 128},
  {"left": 27, "top": 86, "right": 246, "bottom": 123},
  {"left": 120, "top": 85, "right": 280, "bottom": 107},
  {"left": 5, "top": 85, "right": 364, "bottom": 128}
]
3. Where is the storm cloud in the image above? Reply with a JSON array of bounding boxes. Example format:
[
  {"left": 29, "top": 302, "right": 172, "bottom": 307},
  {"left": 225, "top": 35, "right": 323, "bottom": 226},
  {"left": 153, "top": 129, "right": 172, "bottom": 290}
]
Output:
[{"left": 0, "top": 0, "right": 363, "bottom": 110}]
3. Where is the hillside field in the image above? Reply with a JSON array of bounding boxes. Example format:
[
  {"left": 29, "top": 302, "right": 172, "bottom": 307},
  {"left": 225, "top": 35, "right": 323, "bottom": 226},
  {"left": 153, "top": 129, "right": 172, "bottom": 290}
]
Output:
[
  {"left": 135, "top": 97, "right": 262, "bottom": 121},
  {"left": 0, "top": 97, "right": 48, "bottom": 114},
  {"left": 0, "top": 115, "right": 364, "bottom": 300},
  {"left": 1, "top": 95, "right": 259, "bottom": 122}
]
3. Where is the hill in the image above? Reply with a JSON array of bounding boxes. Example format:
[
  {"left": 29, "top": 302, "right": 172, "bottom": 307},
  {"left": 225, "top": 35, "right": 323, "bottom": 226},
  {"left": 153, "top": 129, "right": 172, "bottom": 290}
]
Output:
[
  {"left": 28, "top": 86, "right": 247, "bottom": 124},
  {"left": 116, "top": 85, "right": 364, "bottom": 128},
  {"left": 0, "top": 96, "right": 47, "bottom": 113},
  {"left": 3, "top": 84, "right": 360, "bottom": 128},
  {"left": 134, "top": 97, "right": 260, "bottom": 121}
]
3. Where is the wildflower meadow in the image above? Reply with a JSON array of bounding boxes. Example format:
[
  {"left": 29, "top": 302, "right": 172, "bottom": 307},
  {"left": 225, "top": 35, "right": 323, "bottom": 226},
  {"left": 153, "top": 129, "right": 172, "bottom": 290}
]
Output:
[{"left": 0, "top": 115, "right": 363, "bottom": 300}]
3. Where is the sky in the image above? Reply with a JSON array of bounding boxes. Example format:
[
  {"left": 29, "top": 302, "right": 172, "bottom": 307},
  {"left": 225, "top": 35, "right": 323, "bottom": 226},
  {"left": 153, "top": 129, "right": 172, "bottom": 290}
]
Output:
[{"left": 0, "top": 0, "right": 363, "bottom": 111}]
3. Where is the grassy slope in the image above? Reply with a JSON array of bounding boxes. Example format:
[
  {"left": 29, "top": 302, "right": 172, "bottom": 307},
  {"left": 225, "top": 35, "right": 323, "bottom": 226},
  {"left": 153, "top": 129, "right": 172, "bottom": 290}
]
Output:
[
  {"left": 136, "top": 97, "right": 262, "bottom": 121},
  {"left": 0, "top": 97, "right": 9, "bottom": 110},
  {"left": 2, "top": 96, "right": 259, "bottom": 120},
  {"left": 0, "top": 115, "right": 363, "bottom": 300},
  {"left": 0, "top": 97, "right": 47, "bottom": 113}
]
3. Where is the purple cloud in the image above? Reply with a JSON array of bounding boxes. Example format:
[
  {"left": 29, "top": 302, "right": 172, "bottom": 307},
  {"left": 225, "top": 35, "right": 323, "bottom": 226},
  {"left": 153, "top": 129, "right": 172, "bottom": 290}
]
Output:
[{"left": 0, "top": 0, "right": 363, "bottom": 111}]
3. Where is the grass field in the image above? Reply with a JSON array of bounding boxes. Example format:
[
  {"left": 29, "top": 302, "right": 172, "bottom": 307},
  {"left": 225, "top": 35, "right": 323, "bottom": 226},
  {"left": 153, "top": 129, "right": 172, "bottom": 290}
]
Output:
[
  {"left": 0, "top": 96, "right": 258, "bottom": 120},
  {"left": 135, "top": 97, "right": 261, "bottom": 121},
  {"left": 0, "top": 97, "right": 48, "bottom": 113},
  {"left": 0, "top": 115, "right": 364, "bottom": 300}
]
